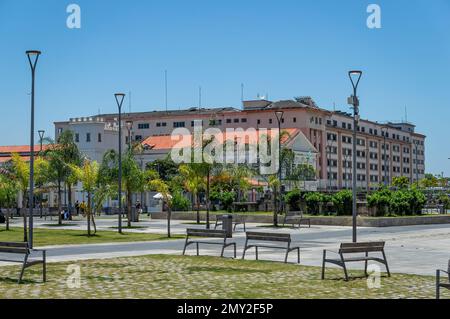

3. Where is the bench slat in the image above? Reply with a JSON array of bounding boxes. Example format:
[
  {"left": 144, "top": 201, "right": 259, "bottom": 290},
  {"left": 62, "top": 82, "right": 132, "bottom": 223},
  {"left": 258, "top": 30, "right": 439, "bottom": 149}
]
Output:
[
  {"left": 187, "top": 229, "right": 227, "bottom": 238},
  {"left": 0, "top": 242, "right": 29, "bottom": 248},
  {"left": 0, "top": 247, "right": 29, "bottom": 254},
  {"left": 246, "top": 232, "right": 291, "bottom": 242}
]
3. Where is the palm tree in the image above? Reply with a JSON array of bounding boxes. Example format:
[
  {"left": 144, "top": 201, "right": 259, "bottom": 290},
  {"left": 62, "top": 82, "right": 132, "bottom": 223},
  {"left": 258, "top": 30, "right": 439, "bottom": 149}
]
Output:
[
  {"left": 100, "top": 149, "right": 145, "bottom": 227},
  {"left": 71, "top": 159, "right": 100, "bottom": 236},
  {"left": 148, "top": 179, "right": 173, "bottom": 237},
  {"left": 179, "top": 164, "right": 206, "bottom": 224},
  {"left": 41, "top": 131, "right": 81, "bottom": 225},
  {"left": 0, "top": 174, "right": 19, "bottom": 231}
]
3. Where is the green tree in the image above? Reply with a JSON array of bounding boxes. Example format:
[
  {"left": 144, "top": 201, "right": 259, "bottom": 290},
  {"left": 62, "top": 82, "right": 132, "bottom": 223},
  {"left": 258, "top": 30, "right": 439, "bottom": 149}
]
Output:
[
  {"left": 41, "top": 131, "right": 82, "bottom": 225},
  {"left": 179, "top": 164, "right": 206, "bottom": 224},
  {"left": 148, "top": 179, "right": 173, "bottom": 237},
  {"left": 71, "top": 159, "right": 100, "bottom": 236},
  {"left": 392, "top": 176, "right": 410, "bottom": 189},
  {"left": 0, "top": 174, "right": 19, "bottom": 231}
]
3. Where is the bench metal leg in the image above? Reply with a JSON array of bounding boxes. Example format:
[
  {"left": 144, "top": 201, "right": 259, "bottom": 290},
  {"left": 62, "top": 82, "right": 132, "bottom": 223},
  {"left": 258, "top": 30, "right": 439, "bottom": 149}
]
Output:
[
  {"left": 321, "top": 250, "right": 326, "bottom": 280},
  {"left": 436, "top": 270, "right": 440, "bottom": 300},
  {"left": 18, "top": 254, "right": 29, "bottom": 284},
  {"left": 382, "top": 250, "right": 391, "bottom": 277},
  {"left": 196, "top": 243, "right": 199, "bottom": 256},
  {"left": 284, "top": 248, "right": 289, "bottom": 263},
  {"left": 42, "top": 251, "right": 46, "bottom": 282},
  {"left": 182, "top": 238, "right": 189, "bottom": 255},
  {"left": 255, "top": 246, "right": 259, "bottom": 261},
  {"left": 233, "top": 243, "right": 236, "bottom": 259},
  {"left": 242, "top": 239, "right": 248, "bottom": 260},
  {"left": 364, "top": 252, "right": 368, "bottom": 277},
  {"left": 342, "top": 263, "right": 349, "bottom": 281},
  {"left": 297, "top": 248, "right": 300, "bottom": 264},
  {"left": 243, "top": 221, "right": 246, "bottom": 232}
]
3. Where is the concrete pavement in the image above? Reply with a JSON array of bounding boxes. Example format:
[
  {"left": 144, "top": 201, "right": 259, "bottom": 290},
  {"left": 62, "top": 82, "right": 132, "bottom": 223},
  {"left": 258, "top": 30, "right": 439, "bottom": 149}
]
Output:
[{"left": 1, "top": 216, "right": 449, "bottom": 276}]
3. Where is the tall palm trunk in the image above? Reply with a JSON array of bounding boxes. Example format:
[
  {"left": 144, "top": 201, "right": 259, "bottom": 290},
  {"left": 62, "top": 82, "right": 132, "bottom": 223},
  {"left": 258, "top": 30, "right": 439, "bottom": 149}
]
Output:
[
  {"left": 167, "top": 203, "right": 171, "bottom": 238},
  {"left": 57, "top": 180, "right": 62, "bottom": 225},
  {"left": 68, "top": 183, "right": 73, "bottom": 218},
  {"left": 206, "top": 169, "right": 210, "bottom": 229},
  {"left": 273, "top": 189, "right": 278, "bottom": 227},
  {"left": 196, "top": 192, "right": 200, "bottom": 224},
  {"left": 22, "top": 193, "right": 27, "bottom": 242},
  {"left": 87, "top": 192, "right": 91, "bottom": 236},
  {"left": 6, "top": 208, "right": 10, "bottom": 231},
  {"left": 127, "top": 187, "right": 132, "bottom": 227}
]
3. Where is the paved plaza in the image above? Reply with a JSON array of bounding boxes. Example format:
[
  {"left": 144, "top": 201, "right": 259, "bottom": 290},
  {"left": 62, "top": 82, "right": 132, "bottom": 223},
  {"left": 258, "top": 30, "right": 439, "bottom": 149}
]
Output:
[{"left": 1, "top": 216, "right": 449, "bottom": 276}]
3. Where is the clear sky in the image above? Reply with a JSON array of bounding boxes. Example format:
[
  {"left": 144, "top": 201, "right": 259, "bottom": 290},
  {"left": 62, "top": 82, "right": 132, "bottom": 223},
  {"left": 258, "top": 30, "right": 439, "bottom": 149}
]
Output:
[{"left": 1, "top": 0, "right": 449, "bottom": 175}]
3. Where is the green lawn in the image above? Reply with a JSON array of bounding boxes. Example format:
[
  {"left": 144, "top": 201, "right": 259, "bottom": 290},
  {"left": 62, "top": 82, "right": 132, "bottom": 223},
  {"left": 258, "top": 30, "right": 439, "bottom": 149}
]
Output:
[
  {"left": 0, "top": 254, "right": 442, "bottom": 299},
  {"left": 0, "top": 227, "right": 183, "bottom": 246}
]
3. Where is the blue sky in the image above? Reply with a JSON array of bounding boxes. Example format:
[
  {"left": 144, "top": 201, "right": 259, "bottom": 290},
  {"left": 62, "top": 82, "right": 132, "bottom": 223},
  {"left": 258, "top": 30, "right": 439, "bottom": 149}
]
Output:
[{"left": 0, "top": 0, "right": 449, "bottom": 175}]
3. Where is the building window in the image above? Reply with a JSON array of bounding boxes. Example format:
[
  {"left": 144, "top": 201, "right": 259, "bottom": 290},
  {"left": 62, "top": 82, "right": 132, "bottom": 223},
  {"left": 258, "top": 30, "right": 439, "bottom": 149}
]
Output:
[
  {"left": 174, "top": 122, "right": 185, "bottom": 128},
  {"left": 98, "top": 133, "right": 102, "bottom": 143},
  {"left": 135, "top": 135, "right": 143, "bottom": 141},
  {"left": 233, "top": 118, "right": 239, "bottom": 123},
  {"left": 75, "top": 133, "right": 79, "bottom": 143},
  {"left": 293, "top": 117, "right": 297, "bottom": 123},
  {"left": 269, "top": 119, "right": 273, "bottom": 124},
  {"left": 138, "top": 123, "right": 150, "bottom": 129},
  {"left": 241, "top": 118, "right": 247, "bottom": 123},
  {"left": 257, "top": 119, "right": 261, "bottom": 125},
  {"left": 86, "top": 133, "right": 91, "bottom": 143},
  {"left": 226, "top": 119, "right": 232, "bottom": 124}
]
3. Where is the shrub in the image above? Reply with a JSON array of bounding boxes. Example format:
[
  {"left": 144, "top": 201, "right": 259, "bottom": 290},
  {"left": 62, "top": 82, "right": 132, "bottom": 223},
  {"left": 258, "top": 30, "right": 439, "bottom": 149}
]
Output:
[
  {"left": 332, "top": 190, "right": 353, "bottom": 216},
  {"left": 367, "top": 188, "right": 392, "bottom": 216},
  {"left": 284, "top": 188, "right": 303, "bottom": 211},
  {"left": 438, "top": 193, "right": 450, "bottom": 210},
  {"left": 172, "top": 191, "right": 191, "bottom": 211},
  {"left": 210, "top": 190, "right": 235, "bottom": 212},
  {"left": 304, "top": 192, "right": 325, "bottom": 215}
]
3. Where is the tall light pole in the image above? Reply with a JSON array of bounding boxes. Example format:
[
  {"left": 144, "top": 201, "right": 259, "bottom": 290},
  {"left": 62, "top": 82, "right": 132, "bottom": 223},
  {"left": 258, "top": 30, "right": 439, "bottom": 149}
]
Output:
[
  {"left": 381, "top": 127, "right": 388, "bottom": 187},
  {"left": 275, "top": 110, "right": 284, "bottom": 227},
  {"left": 348, "top": 70, "right": 362, "bottom": 243},
  {"left": 26, "top": 50, "right": 41, "bottom": 248},
  {"left": 415, "top": 142, "right": 419, "bottom": 184},
  {"left": 115, "top": 93, "right": 125, "bottom": 234},
  {"left": 126, "top": 120, "right": 133, "bottom": 152},
  {"left": 38, "top": 130, "right": 45, "bottom": 219}
]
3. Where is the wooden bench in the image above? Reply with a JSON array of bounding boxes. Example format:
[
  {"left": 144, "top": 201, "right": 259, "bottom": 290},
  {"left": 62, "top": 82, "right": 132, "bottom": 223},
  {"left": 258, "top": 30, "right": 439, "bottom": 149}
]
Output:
[
  {"left": 321, "top": 242, "right": 390, "bottom": 281},
  {"left": 214, "top": 214, "right": 246, "bottom": 232},
  {"left": 436, "top": 260, "right": 450, "bottom": 299},
  {"left": 0, "top": 242, "right": 46, "bottom": 284},
  {"left": 283, "top": 211, "right": 311, "bottom": 229},
  {"left": 242, "top": 232, "right": 300, "bottom": 263},
  {"left": 182, "top": 229, "right": 236, "bottom": 258}
]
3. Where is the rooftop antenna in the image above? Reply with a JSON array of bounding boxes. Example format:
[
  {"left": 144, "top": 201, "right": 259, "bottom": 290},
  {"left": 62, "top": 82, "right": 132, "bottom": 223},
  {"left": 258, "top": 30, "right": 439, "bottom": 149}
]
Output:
[
  {"left": 128, "top": 91, "right": 132, "bottom": 114},
  {"left": 165, "top": 70, "right": 168, "bottom": 112},
  {"left": 241, "top": 83, "right": 244, "bottom": 105},
  {"left": 405, "top": 105, "right": 408, "bottom": 123},
  {"left": 198, "top": 86, "right": 202, "bottom": 110}
]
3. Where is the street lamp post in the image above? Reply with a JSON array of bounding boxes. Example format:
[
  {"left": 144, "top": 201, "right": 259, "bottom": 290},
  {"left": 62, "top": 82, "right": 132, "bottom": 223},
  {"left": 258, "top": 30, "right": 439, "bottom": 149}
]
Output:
[
  {"left": 348, "top": 70, "right": 362, "bottom": 243},
  {"left": 38, "top": 130, "right": 45, "bottom": 219},
  {"left": 381, "top": 127, "right": 388, "bottom": 187},
  {"left": 275, "top": 110, "right": 284, "bottom": 227},
  {"left": 26, "top": 50, "right": 41, "bottom": 248},
  {"left": 126, "top": 120, "right": 133, "bottom": 152},
  {"left": 415, "top": 143, "right": 419, "bottom": 184},
  {"left": 115, "top": 93, "right": 126, "bottom": 234}
]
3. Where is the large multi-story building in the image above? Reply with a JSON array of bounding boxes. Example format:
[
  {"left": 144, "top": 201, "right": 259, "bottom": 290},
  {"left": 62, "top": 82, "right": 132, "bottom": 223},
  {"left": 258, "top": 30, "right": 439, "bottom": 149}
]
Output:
[{"left": 54, "top": 97, "right": 426, "bottom": 190}]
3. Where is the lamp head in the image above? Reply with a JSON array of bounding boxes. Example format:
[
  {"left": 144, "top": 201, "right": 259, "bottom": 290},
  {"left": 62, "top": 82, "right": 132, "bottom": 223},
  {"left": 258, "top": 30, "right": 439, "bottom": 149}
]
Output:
[
  {"left": 125, "top": 120, "right": 133, "bottom": 131},
  {"left": 348, "top": 70, "right": 363, "bottom": 90},
  {"left": 26, "top": 50, "right": 41, "bottom": 56},
  {"left": 275, "top": 110, "right": 284, "bottom": 122},
  {"left": 114, "top": 93, "right": 126, "bottom": 110},
  {"left": 38, "top": 130, "right": 45, "bottom": 139}
]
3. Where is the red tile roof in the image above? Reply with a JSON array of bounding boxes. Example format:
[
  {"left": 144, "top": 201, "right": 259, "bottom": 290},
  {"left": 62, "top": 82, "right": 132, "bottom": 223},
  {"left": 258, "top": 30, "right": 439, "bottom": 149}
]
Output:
[
  {"left": 142, "top": 128, "right": 300, "bottom": 151},
  {"left": 0, "top": 145, "right": 49, "bottom": 154}
]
